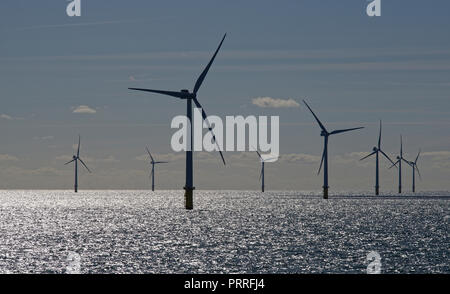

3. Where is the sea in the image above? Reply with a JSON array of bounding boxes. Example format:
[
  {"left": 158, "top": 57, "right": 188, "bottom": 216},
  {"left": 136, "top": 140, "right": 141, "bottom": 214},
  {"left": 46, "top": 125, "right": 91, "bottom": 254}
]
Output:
[{"left": 0, "top": 190, "right": 448, "bottom": 274}]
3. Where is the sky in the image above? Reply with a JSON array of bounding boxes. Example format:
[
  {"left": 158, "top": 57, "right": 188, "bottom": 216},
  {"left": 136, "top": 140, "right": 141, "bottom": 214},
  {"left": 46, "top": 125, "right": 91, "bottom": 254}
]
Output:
[{"left": 0, "top": 0, "right": 449, "bottom": 191}]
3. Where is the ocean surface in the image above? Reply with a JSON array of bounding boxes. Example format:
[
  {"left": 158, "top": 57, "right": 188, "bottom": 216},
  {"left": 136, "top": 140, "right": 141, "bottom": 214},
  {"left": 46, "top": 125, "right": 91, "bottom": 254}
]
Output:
[{"left": 0, "top": 190, "right": 448, "bottom": 274}]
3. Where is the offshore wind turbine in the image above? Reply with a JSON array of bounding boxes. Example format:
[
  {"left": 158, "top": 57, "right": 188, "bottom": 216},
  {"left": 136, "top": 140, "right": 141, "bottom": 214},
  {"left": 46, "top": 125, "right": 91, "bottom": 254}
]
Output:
[
  {"left": 64, "top": 135, "right": 91, "bottom": 192},
  {"left": 129, "top": 34, "right": 227, "bottom": 209},
  {"left": 254, "top": 149, "right": 277, "bottom": 192},
  {"left": 145, "top": 146, "right": 168, "bottom": 191},
  {"left": 360, "top": 120, "right": 396, "bottom": 195},
  {"left": 389, "top": 135, "right": 408, "bottom": 193},
  {"left": 303, "top": 100, "right": 364, "bottom": 199},
  {"left": 406, "top": 150, "right": 421, "bottom": 193}
]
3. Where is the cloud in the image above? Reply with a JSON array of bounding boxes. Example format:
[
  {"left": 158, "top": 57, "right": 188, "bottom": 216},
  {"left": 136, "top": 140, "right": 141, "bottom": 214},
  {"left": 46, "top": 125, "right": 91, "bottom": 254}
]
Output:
[
  {"left": 96, "top": 155, "right": 119, "bottom": 163},
  {"left": 27, "top": 167, "right": 62, "bottom": 176},
  {"left": 279, "top": 153, "right": 321, "bottom": 164},
  {"left": 56, "top": 155, "right": 118, "bottom": 163},
  {"left": 421, "top": 151, "right": 450, "bottom": 169},
  {"left": 135, "top": 153, "right": 184, "bottom": 162},
  {"left": 0, "top": 114, "right": 13, "bottom": 120},
  {"left": 422, "top": 151, "right": 450, "bottom": 158},
  {"left": 33, "top": 136, "right": 54, "bottom": 141},
  {"left": 252, "top": 97, "right": 300, "bottom": 108},
  {"left": 73, "top": 105, "right": 97, "bottom": 114},
  {"left": 12, "top": 19, "right": 144, "bottom": 31},
  {"left": 0, "top": 154, "right": 19, "bottom": 161},
  {"left": 55, "top": 155, "right": 73, "bottom": 162}
]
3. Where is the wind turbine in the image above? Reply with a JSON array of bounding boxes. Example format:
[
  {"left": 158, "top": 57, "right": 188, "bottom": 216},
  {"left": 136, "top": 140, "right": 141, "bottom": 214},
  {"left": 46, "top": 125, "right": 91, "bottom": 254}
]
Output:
[
  {"left": 64, "top": 135, "right": 91, "bottom": 192},
  {"left": 303, "top": 100, "right": 364, "bottom": 199},
  {"left": 254, "top": 149, "right": 277, "bottom": 192},
  {"left": 360, "top": 120, "right": 396, "bottom": 195},
  {"left": 129, "top": 34, "right": 227, "bottom": 209},
  {"left": 145, "top": 146, "right": 168, "bottom": 191},
  {"left": 389, "top": 135, "right": 408, "bottom": 193},
  {"left": 406, "top": 150, "right": 421, "bottom": 193}
]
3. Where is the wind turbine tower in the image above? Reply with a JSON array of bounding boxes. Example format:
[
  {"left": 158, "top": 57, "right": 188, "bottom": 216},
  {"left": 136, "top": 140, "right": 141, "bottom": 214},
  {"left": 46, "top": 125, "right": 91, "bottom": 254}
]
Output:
[
  {"left": 64, "top": 135, "right": 91, "bottom": 192},
  {"left": 303, "top": 100, "right": 364, "bottom": 199},
  {"left": 129, "top": 34, "right": 227, "bottom": 209},
  {"left": 145, "top": 146, "right": 168, "bottom": 191},
  {"left": 360, "top": 120, "right": 396, "bottom": 195}
]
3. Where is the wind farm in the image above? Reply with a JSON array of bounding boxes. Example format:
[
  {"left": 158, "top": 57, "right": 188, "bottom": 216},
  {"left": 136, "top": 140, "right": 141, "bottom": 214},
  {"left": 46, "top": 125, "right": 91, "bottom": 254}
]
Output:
[{"left": 2, "top": 0, "right": 450, "bottom": 277}]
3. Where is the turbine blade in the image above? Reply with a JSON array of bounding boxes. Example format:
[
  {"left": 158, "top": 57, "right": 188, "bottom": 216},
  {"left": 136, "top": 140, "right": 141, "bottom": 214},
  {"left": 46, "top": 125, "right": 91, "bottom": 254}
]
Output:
[
  {"left": 153, "top": 161, "right": 168, "bottom": 164},
  {"left": 318, "top": 147, "right": 326, "bottom": 175},
  {"left": 400, "top": 135, "right": 403, "bottom": 157},
  {"left": 415, "top": 149, "right": 421, "bottom": 164},
  {"left": 64, "top": 159, "right": 76, "bottom": 165},
  {"left": 415, "top": 164, "right": 422, "bottom": 180},
  {"left": 145, "top": 146, "right": 154, "bottom": 162},
  {"left": 389, "top": 160, "right": 399, "bottom": 169},
  {"left": 193, "top": 33, "right": 226, "bottom": 94},
  {"left": 77, "top": 135, "right": 80, "bottom": 157},
  {"left": 401, "top": 158, "right": 413, "bottom": 167},
  {"left": 330, "top": 127, "right": 364, "bottom": 135},
  {"left": 193, "top": 98, "right": 226, "bottom": 165},
  {"left": 128, "top": 88, "right": 187, "bottom": 99},
  {"left": 360, "top": 151, "right": 376, "bottom": 161},
  {"left": 78, "top": 158, "right": 91, "bottom": 173},
  {"left": 379, "top": 149, "right": 396, "bottom": 166},
  {"left": 378, "top": 120, "right": 382, "bottom": 149},
  {"left": 303, "top": 100, "right": 327, "bottom": 133},
  {"left": 250, "top": 145, "right": 263, "bottom": 160}
]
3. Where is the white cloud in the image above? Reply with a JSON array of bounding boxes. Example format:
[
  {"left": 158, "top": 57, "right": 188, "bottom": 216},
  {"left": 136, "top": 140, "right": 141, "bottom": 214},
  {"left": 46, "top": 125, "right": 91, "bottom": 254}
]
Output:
[
  {"left": 422, "top": 151, "right": 450, "bottom": 158},
  {"left": 252, "top": 97, "right": 300, "bottom": 108},
  {"left": 96, "top": 155, "right": 119, "bottom": 163},
  {"left": 279, "top": 153, "right": 321, "bottom": 164},
  {"left": 0, "top": 114, "right": 13, "bottom": 120},
  {"left": 72, "top": 105, "right": 97, "bottom": 114},
  {"left": 0, "top": 154, "right": 19, "bottom": 161}
]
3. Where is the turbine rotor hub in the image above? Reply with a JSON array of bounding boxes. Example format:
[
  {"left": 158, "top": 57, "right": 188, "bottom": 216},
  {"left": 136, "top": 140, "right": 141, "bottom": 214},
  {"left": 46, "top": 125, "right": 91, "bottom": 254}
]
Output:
[{"left": 180, "top": 89, "right": 195, "bottom": 99}]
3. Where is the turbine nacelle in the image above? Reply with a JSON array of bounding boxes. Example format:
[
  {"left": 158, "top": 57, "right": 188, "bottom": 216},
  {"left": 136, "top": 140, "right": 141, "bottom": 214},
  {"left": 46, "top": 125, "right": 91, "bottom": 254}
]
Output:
[
  {"left": 73, "top": 155, "right": 77, "bottom": 160},
  {"left": 372, "top": 147, "right": 378, "bottom": 152},
  {"left": 320, "top": 130, "right": 328, "bottom": 137},
  {"left": 180, "top": 89, "right": 196, "bottom": 99},
  {"left": 397, "top": 156, "right": 401, "bottom": 160}
]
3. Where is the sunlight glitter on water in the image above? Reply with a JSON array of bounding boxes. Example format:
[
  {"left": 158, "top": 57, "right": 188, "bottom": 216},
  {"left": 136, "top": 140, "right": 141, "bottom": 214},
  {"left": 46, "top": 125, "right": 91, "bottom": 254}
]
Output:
[{"left": 0, "top": 190, "right": 448, "bottom": 273}]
